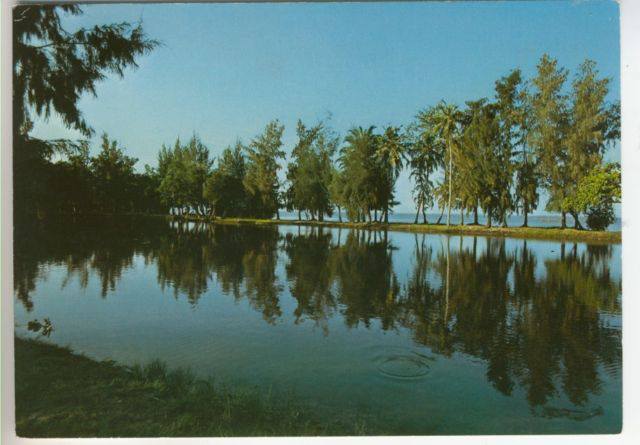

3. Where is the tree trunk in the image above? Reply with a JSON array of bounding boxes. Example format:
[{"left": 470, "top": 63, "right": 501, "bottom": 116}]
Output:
[
  {"left": 572, "top": 211, "right": 583, "bottom": 230},
  {"left": 436, "top": 206, "right": 445, "bottom": 225},
  {"left": 319, "top": 211, "right": 324, "bottom": 222},
  {"left": 414, "top": 204, "right": 420, "bottom": 224},
  {"left": 523, "top": 202, "right": 529, "bottom": 228},
  {"left": 276, "top": 208, "right": 280, "bottom": 220},
  {"left": 447, "top": 141, "right": 452, "bottom": 227},
  {"left": 338, "top": 206, "right": 342, "bottom": 223},
  {"left": 374, "top": 209, "right": 378, "bottom": 222},
  {"left": 561, "top": 211, "right": 566, "bottom": 229},
  {"left": 423, "top": 206, "right": 428, "bottom": 224},
  {"left": 298, "top": 210, "right": 301, "bottom": 221},
  {"left": 486, "top": 210, "right": 492, "bottom": 228},
  {"left": 384, "top": 207, "right": 389, "bottom": 224},
  {"left": 460, "top": 207, "right": 464, "bottom": 226}
]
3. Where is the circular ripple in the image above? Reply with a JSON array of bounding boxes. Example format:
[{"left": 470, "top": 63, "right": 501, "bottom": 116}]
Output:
[{"left": 375, "top": 351, "right": 432, "bottom": 379}]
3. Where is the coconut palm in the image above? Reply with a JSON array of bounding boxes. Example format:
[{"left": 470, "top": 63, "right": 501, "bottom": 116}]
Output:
[
  {"left": 430, "top": 102, "right": 463, "bottom": 226},
  {"left": 375, "top": 126, "right": 406, "bottom": 223},
  {"left": 406, "top": 115, "right": 445, "bottom": 224}
]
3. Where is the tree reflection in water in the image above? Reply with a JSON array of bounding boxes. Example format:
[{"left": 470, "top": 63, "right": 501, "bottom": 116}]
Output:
[{"left": 14, "top": 218, "right": 621, "bottom": 415}]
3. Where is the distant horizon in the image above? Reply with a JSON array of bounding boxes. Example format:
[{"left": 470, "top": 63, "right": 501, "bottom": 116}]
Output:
[{"left": 30, "top": 1, "right": 620, "bottom": 214}]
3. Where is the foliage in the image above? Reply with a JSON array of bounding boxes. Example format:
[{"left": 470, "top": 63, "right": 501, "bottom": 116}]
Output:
[
  {"left": 12, "top": 7, "right": 620, "bottom": 232},
  {"left": 528, "top": 54, "right": 570, "bottom": 221},
  {"left": 243, "top": 121, "right": 286, "bottom": 218},
  {"left": 157, "top": 135, "right": 213, "bottom": 215},
  {"left": 564, "top": 163, "right": 620, "bottom": 231},
  {"left": 406, "top": 111, "right": 445, "bottom": 223},
  {"left": 13, "top": 4, "right": 158, "bottom": 219},
  {"left": 285, "top": 121, "right": 338, "bottom": 220},
  {"left": 204, "top": 142, "right": 248, "bottom": 218}
]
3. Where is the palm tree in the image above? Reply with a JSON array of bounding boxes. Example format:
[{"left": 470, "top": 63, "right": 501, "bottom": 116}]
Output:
[
  {"left": 376, "top": 126, "right": 405, "bottom": 223},
  {"left": 407, "top": 117, "right": 444, "bottom": 224},
  {"left": 431, "top": 102, "right": 462, "bottom": 226},
  {"left": 341, "top": 126, "right": 377, "bottom": 221}
]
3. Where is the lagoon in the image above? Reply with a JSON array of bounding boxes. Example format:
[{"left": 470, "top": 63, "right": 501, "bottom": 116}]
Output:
[{"left": 14, "top": 217, "right": 622, "bottom": 435}]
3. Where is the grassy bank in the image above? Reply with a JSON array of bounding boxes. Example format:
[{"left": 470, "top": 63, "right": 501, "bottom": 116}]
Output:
[
  {"left": 14, "top": 338, "right": 365, "bottom": 437},
  {"left": 172, "top": 215, "right": 621, "bottom": 244}
]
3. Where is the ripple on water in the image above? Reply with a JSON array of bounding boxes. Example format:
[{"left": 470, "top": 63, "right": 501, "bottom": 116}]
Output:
[{"left": 372, "top": 347, "right": 434, "bottom": 380}]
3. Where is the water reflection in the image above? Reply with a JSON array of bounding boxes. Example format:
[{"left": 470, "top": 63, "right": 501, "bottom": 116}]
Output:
[{"left": 14, "top": 218, "right": 621, "bottom": 416}]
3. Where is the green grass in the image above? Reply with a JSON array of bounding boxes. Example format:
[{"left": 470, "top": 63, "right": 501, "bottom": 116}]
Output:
[
  {"left": 173, "top": 215, "right": 621, "bottom": 244},
  {"left": 14, "top": 337, "right": 366, "bottom": 437}
]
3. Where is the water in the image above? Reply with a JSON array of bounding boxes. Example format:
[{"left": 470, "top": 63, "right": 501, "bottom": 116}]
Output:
[
  {"left": 13, "top": 217, "right": 622, "bottom": 435},
  {"left": 278, "top": 211, "right": 623, "bottom": 231}
]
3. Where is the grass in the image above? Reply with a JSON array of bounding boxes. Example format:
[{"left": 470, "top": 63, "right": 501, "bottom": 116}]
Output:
[
  {"left": 14, "top": 337, "right": 367, "bottom": 437},
  {"left": 173, "top": 215, "right": 621, "bottom": 244}
]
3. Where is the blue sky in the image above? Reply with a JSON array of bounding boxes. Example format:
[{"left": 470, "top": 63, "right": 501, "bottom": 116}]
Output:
[{"left": 32, "top": 1, "right": 620, "bottom": 213}]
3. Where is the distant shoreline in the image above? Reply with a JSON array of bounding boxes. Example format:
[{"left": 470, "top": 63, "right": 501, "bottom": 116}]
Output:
[{"left": 170, "top": 215, "right": 622, "bottom": 244}]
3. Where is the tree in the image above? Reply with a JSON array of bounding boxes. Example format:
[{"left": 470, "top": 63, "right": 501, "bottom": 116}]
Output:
[
  {"left": 492, "top": 70, "right": 523, "bottom": 226},
  {"left": 407, "top": 110, "right": 445, "bottom": 224},
  {"left": 244, "top": 120, "right": 286, "bottom": 219},
  {"left": 91, "top": 133, "right": 138, "bottom": 214},
  {"left": 328, "top": 167, "right": 347, "bottom": 222},
  {"left": 457, "top": 99, "right": 497, "bottom": 226},
  {"left": 339, "top": 126, "right": 380, "bottom": 222},
  {"left": 430, "top": 102, "right": 462, "bottom": 226},
  {"left": 528, "top": 54, "right": 570, "bottom": 228},
  {"left": 564, "top": 60, "right": 619, "bottom": 228},
  {"left": 204, "top": 142, "right": 248, "bottom": 218},
  {"left": 158, "top": 139, "right": 190, "bottom": 215},
  {"left": 285, "top": 121, "right": 337, "bottom": 221},
  {"left": 13, "top": 4, "right": 157, "bottom": 218},
  {"left": 156, "top": 135, "right": 212, "bottom": 216},
  {"left": 375, "top": 126, "right": 406, "bottom": 223},
  {"left": 564, "top": 163, "right": 620, "bottom": 231}
]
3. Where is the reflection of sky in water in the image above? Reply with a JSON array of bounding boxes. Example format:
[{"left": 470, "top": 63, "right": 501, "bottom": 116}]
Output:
[{"left": 14, "top": 221, "right": 621, "bottom": 435}]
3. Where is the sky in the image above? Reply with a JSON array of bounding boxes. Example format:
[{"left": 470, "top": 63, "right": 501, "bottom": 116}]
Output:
[{"left": 31, "top": 0, "right": 621, "bottom": 214}]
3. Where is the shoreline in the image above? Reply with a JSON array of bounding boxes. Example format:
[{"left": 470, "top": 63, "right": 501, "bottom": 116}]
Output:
[
  {"left": 170, "top": 215, "right": 621, "bottom": 244},
  {"left": 14, "top": 337, "right": 364, "bottom": 437}
]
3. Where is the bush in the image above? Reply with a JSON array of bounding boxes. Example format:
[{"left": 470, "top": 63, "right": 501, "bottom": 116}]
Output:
[{"left": 586, "top": 205, "right": 615, "bottom": 231}]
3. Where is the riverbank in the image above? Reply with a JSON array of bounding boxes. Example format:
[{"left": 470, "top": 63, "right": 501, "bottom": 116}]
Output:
[
  {"left": 14, "top": 337, "right": 364, "bottom": 437},
  {"left": 171, "top": 215, "right": 622, "bottom": 244}
]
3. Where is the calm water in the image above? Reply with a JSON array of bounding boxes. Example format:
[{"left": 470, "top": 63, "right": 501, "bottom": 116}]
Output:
[{"left": 14, "top": 218, "right": 622, "bottom": 435}]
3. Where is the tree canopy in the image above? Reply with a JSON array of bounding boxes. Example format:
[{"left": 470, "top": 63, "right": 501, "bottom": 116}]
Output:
[{"left": 13, "top": 7, "right": 620, "bottom": 232}]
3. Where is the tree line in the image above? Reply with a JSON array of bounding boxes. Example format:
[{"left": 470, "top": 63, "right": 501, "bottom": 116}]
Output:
[
  {"left": 13, "top": 6, "right": 620, "bottom": 230},
  {"left": 107, "top": 55, "right": 624, "bottom": 230}
]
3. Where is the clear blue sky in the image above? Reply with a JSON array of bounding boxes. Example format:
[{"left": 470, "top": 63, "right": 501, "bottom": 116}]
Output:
[{"left": 32, "top": 1, "right": 620, "bottom": 214}]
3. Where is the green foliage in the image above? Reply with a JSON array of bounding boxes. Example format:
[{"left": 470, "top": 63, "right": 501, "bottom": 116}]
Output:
[
  {"left": 406, "top": 110, "right": 445, "bottom": 223},
  {"left": 285, "top": 120, "right": 338, "bottom": 221},
  {"left": 13, "top": 5, "right": 158, "bottom": 139},
  {"left": 204, "top": 142, "right": 248, "bottom": 217},
  {"left": 13, "top": 4, "right": 158, "bottom": 219},
  {"left": 339, "top": 126, "right": 382, "bottom": 221},
  {"left": 564, "top": 163, "right": 620, "bottom": 231},
  {"left": 528, "top": 54, "right": 570, "bottom": 219},
  {"left": 429, "top": 102, "right": 463, "bottom": 225},
  {"left": 243, "top": 121, "right": 286, "bottom": 218},
  {"left": 13, "top": 8, "right": 620, "bottom": 233},
  {"left": 157, "top": 135, "right": 213, "bottom": 215},
  {"left": 91, "top": 133, "right": 138, "bottom": 213}
]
